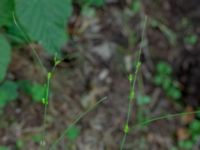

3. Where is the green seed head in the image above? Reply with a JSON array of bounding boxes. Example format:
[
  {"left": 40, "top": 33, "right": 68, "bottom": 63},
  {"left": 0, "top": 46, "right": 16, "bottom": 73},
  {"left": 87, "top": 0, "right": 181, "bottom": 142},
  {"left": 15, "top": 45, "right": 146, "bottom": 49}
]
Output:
[
  {"left": 129, "top": 91, "right": 135, "bottom": 100},
  {"left": 128, "top": 74, "right": 133, "bottom": 82},
  {"left": 47, "top": 72, "right": 52, "bottom": 80},
  {"left": 137, "top": 61, "right": 141, "bottom": 69},
  {"left": 42, "top": 98, "right": 48, "bottom": 105},
  {"left": 124, "top": 124, "right": 129, "bottom": 133}
]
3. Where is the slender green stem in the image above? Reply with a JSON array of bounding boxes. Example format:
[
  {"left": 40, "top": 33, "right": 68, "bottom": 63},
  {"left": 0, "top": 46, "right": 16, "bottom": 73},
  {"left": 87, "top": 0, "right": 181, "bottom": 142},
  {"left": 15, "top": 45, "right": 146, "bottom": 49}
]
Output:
[
  {"left": 132, "top": 110, "right": 200, "bottom": 130},
  {"left": 49, "top": 96, "right": 107, "bottom": 150},
  {"left": 120, "top": 16, "right": 147, "bottom": 150},
  {"left": 12, "top": 12, "right": 46, "bottom": 72},
  {"left": 41, "top": 72, "right": 52, "bottom": 150}
]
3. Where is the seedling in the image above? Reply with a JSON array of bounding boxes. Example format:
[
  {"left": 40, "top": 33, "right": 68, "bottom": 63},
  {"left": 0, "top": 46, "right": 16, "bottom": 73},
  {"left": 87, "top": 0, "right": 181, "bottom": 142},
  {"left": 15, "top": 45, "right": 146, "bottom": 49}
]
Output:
[
  {"left": 178, "top": 117, "right": 200, "bottom": 149},
  {"left": 131, "top": 0, "right": 141, "bottom": 13},
  {"left": 0, "top": 80, "right": 18, "bottom": 108},
  {"left": 154, "top": 61, "right": 181, "bottom": 100},
  {"left": 16, "top": 139, "right": 24, "bottom": 149},
  {"left": 137, "top": 94, "right": 151, "bottom": 106},
  {"left": 66, "top": 125, "right": 80, "bottom": 141},
  {"left": 32, "top": 134, "right": 43, "bottom": 144},
  {"left": 184, "top": 34, "right": 198, "bottom": 45},
  {"left": 17, "top": 80, "right": 46, "bottom": 104}
]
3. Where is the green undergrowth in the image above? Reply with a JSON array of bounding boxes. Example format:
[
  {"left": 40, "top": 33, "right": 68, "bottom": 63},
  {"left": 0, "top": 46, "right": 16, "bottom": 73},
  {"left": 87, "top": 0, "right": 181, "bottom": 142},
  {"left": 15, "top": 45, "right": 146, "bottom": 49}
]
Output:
[
  {"left": 0, "top": 0, "right": 107, "bottom": 149},
  {"left": 154, "top": 61, "right": 182, "bottom": 100},
  {"left": 1, "top": 1, "right": 200, "bottom": 150}
]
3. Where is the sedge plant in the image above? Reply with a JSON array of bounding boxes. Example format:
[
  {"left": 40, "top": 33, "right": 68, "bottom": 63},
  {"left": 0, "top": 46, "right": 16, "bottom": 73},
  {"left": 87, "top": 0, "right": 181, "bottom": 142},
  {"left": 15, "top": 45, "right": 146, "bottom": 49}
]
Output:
[
  {"left": 8, "top": 3, "right": 200, "bottom": 150},
  {"left": 120, "top": 15, "right": 147, "bottom": 150},
  {"left": 12, "top": 11, "right": 107, "bottom": 150}
]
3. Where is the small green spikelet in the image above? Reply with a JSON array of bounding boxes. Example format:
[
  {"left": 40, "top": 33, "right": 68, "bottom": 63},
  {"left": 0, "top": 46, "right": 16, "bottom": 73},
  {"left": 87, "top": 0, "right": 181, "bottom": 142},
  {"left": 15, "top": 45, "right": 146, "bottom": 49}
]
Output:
[
  {"left": 55, "top": 60, "right": 61, "bottom": 66},
  {"left": 47, "top": 72, "right": 52, "bottom": 80},
  {"left": 129, "top": 91, "right": 135, "bottom": 100},
  {"left": 42, "top": 98, "right": 48, "bottom": 105},
  {"left": 54, "top": 53, "right": 61, "bottom": 66},
  {"left": 128, "top": 74, "right": 133, "bottom": 82},
  {"left": 136, "top": 61, "right": 141, "bottom": 69},
  {"left": 124, "top": 124, "right": 129, "bottom": 133}
]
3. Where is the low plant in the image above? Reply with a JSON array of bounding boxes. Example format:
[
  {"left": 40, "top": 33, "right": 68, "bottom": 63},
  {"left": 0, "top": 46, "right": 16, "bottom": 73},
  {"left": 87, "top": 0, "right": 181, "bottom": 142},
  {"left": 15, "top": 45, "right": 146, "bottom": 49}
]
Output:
[
  {"left": 178, "top": 119, "right": 200, "bottom": 149},
  {"left": 184, "top": 34, "right": 198, "bottom": 45},
  {"left": 0, "top": 0, "right": 73, "bottom": 84},
  {"left": 154, "top": 61, "right": 182, "bottom": 100},
  {"left": 131, "top": 0, "right": 141, "bottom": 13},
  {"left": 0, "top": 80, "right": 18, "bottom": 109}
]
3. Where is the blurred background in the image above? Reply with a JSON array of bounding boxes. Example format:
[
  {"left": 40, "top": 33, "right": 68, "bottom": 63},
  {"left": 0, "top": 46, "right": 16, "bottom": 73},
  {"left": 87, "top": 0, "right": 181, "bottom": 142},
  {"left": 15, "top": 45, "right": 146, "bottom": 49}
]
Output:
[{"left": 0, "top": 0, "right": 200, "bottom": 149}]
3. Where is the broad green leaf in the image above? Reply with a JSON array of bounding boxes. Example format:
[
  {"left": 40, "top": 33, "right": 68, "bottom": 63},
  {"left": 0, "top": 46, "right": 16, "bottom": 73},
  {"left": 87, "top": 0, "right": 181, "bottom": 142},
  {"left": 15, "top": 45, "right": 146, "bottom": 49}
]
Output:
[
  {"left": 7, "top": 23, "right": 26, "bottom": 44},
  {"left": 0, "top": 80, "right": 18, "bottom": 107},
  {"left": 0, "top": 35, "right": 11, "bottom": 82},
  {"left": 16, "top": 0, "right": 73, "bottom": 54},
  {"left": 66, "top": 125, "right": 80, "bottom": 141},
  {"left": 0, "top": 0, "right": 14, "bottom": 27}
]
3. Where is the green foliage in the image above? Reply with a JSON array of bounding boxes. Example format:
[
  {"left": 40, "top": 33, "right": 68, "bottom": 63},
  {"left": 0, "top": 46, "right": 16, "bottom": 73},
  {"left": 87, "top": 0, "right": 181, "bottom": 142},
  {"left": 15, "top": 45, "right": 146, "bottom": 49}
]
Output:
[
  {"left": 0, "top": 0, "right": 14, "bottom": 27},
  {"left": 189, "top": 120, "right": 200, "bottom": 137},
  {"left": 32, "top": 134, "right": 43, "bottom": 144},
  {"left": 0, "top": 146, "right": 9, "bottom": 150},
  {"left": 0, "top": 0, "right": 74, "bottom": 95},
  {"left": 137, "top": 95, "right": 151, "bottom": 106},
  {"left": 18, "top": 80, "right": 45, "bottom": 103},
  {"left": 177, "top": 119, "right": 200, "bottom": 149},
  {"left": 31, "top": 84, "right": 45, "bottom": 103},
  {"left": 6, "top": 23, "right": 26, "bottom": 44},
  {"left": 154, "top": 61, "right": 181, "bottom": 100},
  {"left": 131, "top": 0, "right": 141, "bottom": 13},
  {"left": 81, "top": 5, "right": 96, "bottom": 18},
  {"left": 66, "top": 125, "right": 80, "bottom": 141},
  {"left": 16, "top": 139, "right": 24, "bottom": 149},
  {"left": 0, "top": 35, "right": 11, "bottom": 82},
  {"left": 81, "top": 0, "right": 105, "bottom": 7},
  {"left": 184, "top": 34, "right": 198, "bottom": 45},
  {"left": 0, "top": 80, "right": 18, "bottom": 108},
  {"left": 178, "top": 140, "right": 193, "bottom": 150},
  {"left": 156, "top": 62, "right": 172, "bottom": 75},
  {"left": 15, "top": 0, "right": 73, "bottom": 54}
]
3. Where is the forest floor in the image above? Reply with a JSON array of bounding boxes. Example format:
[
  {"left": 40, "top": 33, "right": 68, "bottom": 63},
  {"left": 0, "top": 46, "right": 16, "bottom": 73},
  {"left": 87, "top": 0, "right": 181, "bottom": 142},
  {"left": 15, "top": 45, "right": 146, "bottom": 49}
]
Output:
[{"left": 1, "top": 0, "right": 200, "bottom": 150}]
